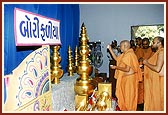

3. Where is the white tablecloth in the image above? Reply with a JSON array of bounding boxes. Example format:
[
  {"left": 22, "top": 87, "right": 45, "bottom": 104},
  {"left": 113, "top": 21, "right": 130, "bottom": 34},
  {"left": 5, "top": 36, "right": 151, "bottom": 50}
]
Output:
[
  {"left": 51, "top": 73, "right": 118, "bottom": 111},
  {"left": 52, "top": 73, "right": 78, "bottom": 111}
]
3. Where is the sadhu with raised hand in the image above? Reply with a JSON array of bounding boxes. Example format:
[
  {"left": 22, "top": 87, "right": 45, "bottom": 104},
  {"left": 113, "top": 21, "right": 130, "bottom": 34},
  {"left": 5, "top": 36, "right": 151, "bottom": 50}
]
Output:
[{"left": 107, "top": 40, "right": 142, "bottom": 111}]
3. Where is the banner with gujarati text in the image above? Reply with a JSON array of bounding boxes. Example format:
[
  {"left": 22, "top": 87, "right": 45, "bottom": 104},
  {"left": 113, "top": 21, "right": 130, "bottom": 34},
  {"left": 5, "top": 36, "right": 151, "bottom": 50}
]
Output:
[{"left": 14, "top": 8, "right": 61, "bottom": 46}]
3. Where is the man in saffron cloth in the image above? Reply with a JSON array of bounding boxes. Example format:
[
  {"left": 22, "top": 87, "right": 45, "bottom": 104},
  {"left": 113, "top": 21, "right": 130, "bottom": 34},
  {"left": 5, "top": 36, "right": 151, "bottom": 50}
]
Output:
[
  {"left": 134, "top": 37, "right": 143, "bottom": 63},
  {"left": 143, "top": 36, "right": 164, "bottom": 111},
  {"left": 137, "top": 38, "right": 154, "bottom": 107},
  {"left": 107, "top": 40, "right": 142, "bottom": 111}
]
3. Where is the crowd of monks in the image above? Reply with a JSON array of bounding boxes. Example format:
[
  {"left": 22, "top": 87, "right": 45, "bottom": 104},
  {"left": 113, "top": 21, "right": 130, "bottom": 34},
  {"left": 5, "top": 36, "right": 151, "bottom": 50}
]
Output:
[{"left": 107, "top": 36, "right": 164, "bottom": 111}]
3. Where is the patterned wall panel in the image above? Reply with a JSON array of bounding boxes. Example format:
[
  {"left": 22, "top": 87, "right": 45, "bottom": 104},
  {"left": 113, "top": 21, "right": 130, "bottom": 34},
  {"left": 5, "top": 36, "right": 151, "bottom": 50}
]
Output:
[
  {"left": 3, "top": 45, "right": 52, "bottom": 112},
  {"left": 16, "top": 91, "right": 52, "bottom": 111}
]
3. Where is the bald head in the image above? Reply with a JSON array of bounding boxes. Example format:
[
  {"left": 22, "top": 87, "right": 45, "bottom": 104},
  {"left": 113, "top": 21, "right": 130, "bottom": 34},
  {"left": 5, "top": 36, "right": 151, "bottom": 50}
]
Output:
[
  {"left": 154, "top": 36, "right": 164, "bottom": 48},
  {"left": 120, "top": 40, "right": 131, "bottom": 53},
  {"left": 121, "top": 40, "right": 130, "bottom": 48}
]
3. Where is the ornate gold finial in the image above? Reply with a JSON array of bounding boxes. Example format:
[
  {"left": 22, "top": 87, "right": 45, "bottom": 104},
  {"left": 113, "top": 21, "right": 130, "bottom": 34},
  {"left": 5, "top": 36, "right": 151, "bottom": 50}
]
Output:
[
  {"left": 74, "top": 46, "right": 79, "bottom": 73},
  {"left": 74, "top": 23, "right": 94, "bottom": 96},
  {"left": 96, "top": 91, "right": 110, "bottom": 111},
  {"left": 97, "top": 83, "right": 112, "bottom": 110},
  {"left": 67, "top": 45, "right": 74, "bottom": 76},
  {"left": 51, "top": 45, "right": 63, "bottom": 84}
]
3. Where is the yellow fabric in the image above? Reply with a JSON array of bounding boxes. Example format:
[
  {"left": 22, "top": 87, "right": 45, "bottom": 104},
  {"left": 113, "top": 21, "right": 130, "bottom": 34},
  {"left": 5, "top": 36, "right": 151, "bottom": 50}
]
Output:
[
  {"left": 137, "top": 47, "right": 153, "bottom": 104},
  {"left": 114, "top": 49, "right": 142, "bottom": 111},
  {"left": 135, "top": 47, "right": 143, "bottom": 61},
  {"left": 144, "top": 48, "right": 164, "bottom": 111},
  {"left": 142, "top": 47, "right": 154, "bottom": 60},
  {"left": 137, "top": 80, "right": 144, "bottom": 104}
]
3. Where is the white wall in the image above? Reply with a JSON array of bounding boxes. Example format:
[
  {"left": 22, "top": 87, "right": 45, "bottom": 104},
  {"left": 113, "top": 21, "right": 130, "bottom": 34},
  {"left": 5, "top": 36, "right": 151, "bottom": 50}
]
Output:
[{"left": 79, "top": 3, "right": 164, "bottom": 76}]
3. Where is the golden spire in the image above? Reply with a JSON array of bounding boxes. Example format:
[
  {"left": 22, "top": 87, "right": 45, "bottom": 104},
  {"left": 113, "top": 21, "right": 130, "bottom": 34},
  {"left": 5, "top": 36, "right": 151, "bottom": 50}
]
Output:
[
  {"left": 74, "top": 46, "right": 79, "bottom": 73},
  {"left": 51, "top": 45, "right": 63, "bottom": 84},
  {"left": 74, "top": 23, "right": 94, "bottom": 96},
  {"left": 67, "top": 45, "right": 74, "bottom": 76}
]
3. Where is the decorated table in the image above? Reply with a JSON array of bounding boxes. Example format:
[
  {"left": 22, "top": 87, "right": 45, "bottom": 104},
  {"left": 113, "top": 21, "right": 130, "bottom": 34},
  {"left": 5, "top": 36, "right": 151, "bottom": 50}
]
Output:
[
  {"left": 51, "top": 73, "right": 119, "bottom": 111},
  {"left": 52, "top": 73, "right": 78, "bottom": 111}
]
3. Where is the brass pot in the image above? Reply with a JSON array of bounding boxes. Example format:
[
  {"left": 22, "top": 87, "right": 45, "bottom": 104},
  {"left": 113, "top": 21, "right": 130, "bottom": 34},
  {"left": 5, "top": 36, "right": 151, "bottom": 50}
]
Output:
[
  {"left": 74, "top": 78, "right": 94, "bottom": 96},
  {"left": 77, "top": 62, "right": 93, "bottom": 76}
]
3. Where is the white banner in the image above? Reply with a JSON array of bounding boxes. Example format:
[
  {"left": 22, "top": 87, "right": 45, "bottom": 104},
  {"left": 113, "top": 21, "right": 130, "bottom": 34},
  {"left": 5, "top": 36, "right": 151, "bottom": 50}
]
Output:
[{"left": 14, "top": 8, "right": 61, "bottom": 46}]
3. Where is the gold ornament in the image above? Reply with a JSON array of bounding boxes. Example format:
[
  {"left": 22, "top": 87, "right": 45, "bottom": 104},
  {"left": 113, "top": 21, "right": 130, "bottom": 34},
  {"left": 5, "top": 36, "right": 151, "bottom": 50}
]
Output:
[
  {"left": 51, "top": 46, "right": 63, "bottom": 84},
  {"left": 67, "top": 45, "right": 74, "bottom": 76},
  {"left": 74, "top": 46, "right": 79, "bottom": 73},
  {"left": 96, "top": 91, "right": 110, "bottom": 111},
  {"left": 75, "top": 95, "right": 88, "bottom": 111},
  {"left": 97, "top": 83, "right": 112, "bottom": 110},
  {"left": 74, "top": 23, "right": 94, "bottom": 96}
]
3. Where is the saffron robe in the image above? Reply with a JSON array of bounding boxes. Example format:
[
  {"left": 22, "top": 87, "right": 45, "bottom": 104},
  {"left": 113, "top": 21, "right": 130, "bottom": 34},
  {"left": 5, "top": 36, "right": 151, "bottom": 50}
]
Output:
[
  {"left": 142, "top": 47, "right": 154, "bottom": 60},
  {"left": 114, "top": 49, "right": 142, "bottom": 111},
  {"left": 144, "top": 48, "right": 164, "bottom": 111},
  {"left": 137, "top": 47, "right": 154, "bottom": 104},
  {"left": 135, "top": 47, "right": 143, "bottom": 62}
]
